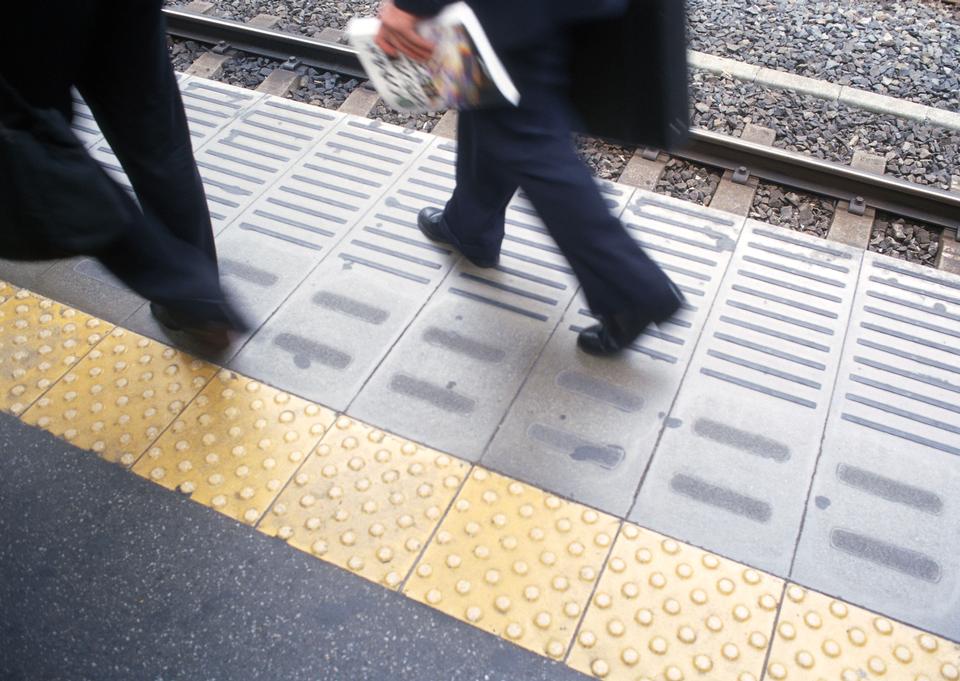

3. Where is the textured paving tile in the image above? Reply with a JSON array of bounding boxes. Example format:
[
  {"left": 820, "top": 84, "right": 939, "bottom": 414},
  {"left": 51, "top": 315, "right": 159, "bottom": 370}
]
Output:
[
  {"left": 484, "top": 192, "right": 744, "bottom": 515},
  {"left": 222, "top": 116, "right": 431, "bottom": 254},
  {"left": 178, "top": 76, "right": 263, "bottom": 150},
  {"left": 193, "top": 96, "right": 341, "bottom": 234},
  {"left": 404, "top": 467, "right": 620, "bottom": 661},
  {"left": 349, "top": 177, "right": 631, "bottom": 460},
  {"left": 229, "top": 130, "right": 444, "bottom": 409},
  {"left": 70, "top": 90, "right": 102, "bottom": 149},
  {"left": 0, "top": 279, "right": 18, "bottom": 304},
  {"left": 765, "top": 584, "right": 960, "bottom": 680},
  {"left": 21, "top": 327, "right": 216, "bottom": 466},
  {"left": 792, "top": 254, "right": 960, "bottom": 641},
  {"left": 632, "top": 221, "right": 863, "bottom": 575},
  {"left": 0, "top": 290, "right": 109, "bottom": 416},
  {"left": 87, "top": 142, "right": 135, "bottom": 195},
  {"left": 132, "top": 370, "right": 335, "bottom": 525},
  {"left": 259, "top": 415, "right": 469, "bottom": 589},
  {"left": 568, "top": 523, "right": 783, "bottom": 681}
]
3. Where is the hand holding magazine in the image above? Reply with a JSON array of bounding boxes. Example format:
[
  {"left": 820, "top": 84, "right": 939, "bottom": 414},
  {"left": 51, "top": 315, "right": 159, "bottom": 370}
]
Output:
[{"left": 347, "top": 2, "right": 520, "bottom": 113}]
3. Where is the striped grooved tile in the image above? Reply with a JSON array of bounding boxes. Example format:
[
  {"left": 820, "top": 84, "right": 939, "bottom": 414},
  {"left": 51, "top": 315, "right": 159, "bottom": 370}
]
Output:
[
  {"left": 191, "top": 95, "right": 341, "bottom": 233},
  {"left": 229, "top": 134, "right": 452, "bottom": 410},
  {"left": 792, "top": 253, "right": 960, "bottom": 641},
  {"left": 348, "top": 169, "right": 633, "bottom": 461},
  {"left": 632, "top": 220, "right": 863, "bottom": 575},
  {"left": 483, "top": 191, "right": 745, "bottom": 516}
]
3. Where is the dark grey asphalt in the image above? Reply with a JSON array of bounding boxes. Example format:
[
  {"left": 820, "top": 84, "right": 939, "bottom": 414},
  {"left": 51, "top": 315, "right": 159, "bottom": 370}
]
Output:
[{"left": 0, "top": 412, "right": 588, "bottom": 681}]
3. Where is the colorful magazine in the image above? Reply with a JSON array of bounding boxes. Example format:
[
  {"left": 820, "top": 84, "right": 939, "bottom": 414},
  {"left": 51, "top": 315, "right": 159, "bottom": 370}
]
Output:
[{"left": 347, "top": 2, "right": 520, "bottom": 113}]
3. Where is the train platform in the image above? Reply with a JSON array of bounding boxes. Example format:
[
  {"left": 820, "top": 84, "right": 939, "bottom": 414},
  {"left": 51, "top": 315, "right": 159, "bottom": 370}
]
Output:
[{"left": 1, "top": 74, "right": 958, "bottom": 680}]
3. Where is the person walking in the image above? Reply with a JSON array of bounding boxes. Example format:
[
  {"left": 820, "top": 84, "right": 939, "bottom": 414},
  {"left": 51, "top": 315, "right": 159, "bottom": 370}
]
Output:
[
  {"left": 0, "top": 0, "right": 244, "bottom": 347},
  {"left": 375, "top": 0, "right": 685, "bottom": 356}
]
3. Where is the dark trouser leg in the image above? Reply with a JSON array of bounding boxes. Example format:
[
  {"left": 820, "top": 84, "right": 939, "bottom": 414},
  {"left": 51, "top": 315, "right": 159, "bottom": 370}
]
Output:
[
  {"left": 451, "top": 103, "right": 676, "bottom": 317},
  {"left": 77, "top": 0, "right": 217, "bottom": 263},
  {"left": 74, "top": 0, "right": 226, "bottom": 315},
  {"left": 439, "top": 109, "right": 517, "bottom": 262}
]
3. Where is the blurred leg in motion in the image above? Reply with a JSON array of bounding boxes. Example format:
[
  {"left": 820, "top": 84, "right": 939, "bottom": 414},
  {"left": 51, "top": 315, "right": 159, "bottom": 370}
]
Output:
[
  {"left": 0, "top": 1, "right": 243, "bottom": 346},
  {"left": 419, "top": 98, "right": 681, "bottom": 356}
]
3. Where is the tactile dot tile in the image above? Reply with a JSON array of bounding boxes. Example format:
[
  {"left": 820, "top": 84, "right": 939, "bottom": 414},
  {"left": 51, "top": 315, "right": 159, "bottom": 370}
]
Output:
[
  {"left": 766, "top": 584, "right": 960, "bottom": 681},
  {"left": 403, "top": 467, "right": 619, "bottom": 660},
  {"left": 0, "top": 280, "right": 16, "bottom": 305},
  {"left": 22, "top": 327, "right": 216, "bottom": 465},
  {"left": 132, "top": 370, "right": 335, "bottom": 524},
  {"left": 568, "top": 524, "right": 783, "bottom": 681},
  {"left": 259, "top": 416, "right": 470, "bottom": 589},
  {"left": 0, "top": 290, "right": 109, "bottom": 415}
]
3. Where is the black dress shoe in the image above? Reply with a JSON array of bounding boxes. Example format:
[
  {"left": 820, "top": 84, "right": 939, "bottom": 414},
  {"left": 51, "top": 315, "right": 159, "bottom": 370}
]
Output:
[
  {"left": 577, "top": 284, "right": 685, "bottom": 357},
  {"left": 417, "top": 207, "right": 499, "bottom": 268},
  {"left": 150, "top": 301, "right": 245, "bottom": 350}
]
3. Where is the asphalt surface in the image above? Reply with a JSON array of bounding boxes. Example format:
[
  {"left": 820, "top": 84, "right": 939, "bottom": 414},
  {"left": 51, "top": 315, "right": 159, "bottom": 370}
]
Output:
[{"left": 0, "top": 412, "right": 587, "bottom": 681}]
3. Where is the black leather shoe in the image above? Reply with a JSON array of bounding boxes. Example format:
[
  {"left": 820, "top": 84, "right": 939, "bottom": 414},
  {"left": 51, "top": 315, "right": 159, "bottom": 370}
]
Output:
[
  {"left": 417, "top": 207, "right": 499, "bottom": 268},
  {"left": 577, "top": 284, "right": 685, "bottom": 357},
  {"left": 150, "top": 301, "right": 246, "bottom": 350}
]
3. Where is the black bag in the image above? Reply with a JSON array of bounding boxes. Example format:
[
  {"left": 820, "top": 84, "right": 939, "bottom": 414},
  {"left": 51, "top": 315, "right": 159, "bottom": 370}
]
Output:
[
  {"left": 568, "top": 0, "right": 689, "bottom": 150},
  {"left": 0, "top": 75, "right": 131, "bottom": 260}
]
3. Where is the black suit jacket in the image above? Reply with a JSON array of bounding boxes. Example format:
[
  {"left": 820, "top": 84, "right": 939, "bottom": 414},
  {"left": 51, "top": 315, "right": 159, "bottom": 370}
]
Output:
[
  {"left": 395, "top": 0, "right": 689, "bottom": 150},
  {"left": 394, "top": 0, "right": 628, "bottom": 51}
]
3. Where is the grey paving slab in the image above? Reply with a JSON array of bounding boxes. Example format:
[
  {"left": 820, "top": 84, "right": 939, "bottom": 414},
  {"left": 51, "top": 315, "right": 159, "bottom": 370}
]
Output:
[
  {"left": 229, "top": 135, "right": 453, "bottom": 409},
  {"left": 193, "top": 96, "right": 342, "bottom": 233},
  {"left": 483, "top": 192, "right": 745, "bottom": 516},
  {"left": 631, "top": 220, "right": 863, "bottom": 575},
  {"left": 0, "top": 259, "right": 59, "bottom": 292},
  {"left": 25, "top": 257, "right": 143, "bottom": 325},
  {"left": 348, "top": 174, "right": 632, "bottom": 461},
  {"left": 792, "top": 253, "right": 960, "bottom": 641},
  {"left": 0, "top": 412, "right": 588, "bottom": 681},
  {"left": 124, "top": 223, "right": 320, "bottom": 361}
]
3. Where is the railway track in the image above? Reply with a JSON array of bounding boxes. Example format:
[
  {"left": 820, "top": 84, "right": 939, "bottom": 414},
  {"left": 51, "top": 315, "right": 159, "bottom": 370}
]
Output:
[{"left": 162, "top": 6, "right": 960, "bottom": 262}]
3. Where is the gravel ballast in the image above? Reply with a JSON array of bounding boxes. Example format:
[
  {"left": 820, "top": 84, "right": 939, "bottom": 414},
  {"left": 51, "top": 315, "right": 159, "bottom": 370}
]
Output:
[
  {"left": 748, "top": 182, "right": 835, "bottom": 238},
  {"left": 691, "top": 70, "right": 960, "bottom": 190},
  {"left": 655, "top": 159, "right": 723, "bottom": 205},
  {"left": 688, "top": 0, "right": 960, "bottom": 111},
  {"left": 869, "top": 211, "right": 941, "bottom": 266},
  {"left": 166, "top": 0, "right": 960, "bottom": 112},
  {"left": 165, "top": 0, "right": 378, "bottom": 34}
]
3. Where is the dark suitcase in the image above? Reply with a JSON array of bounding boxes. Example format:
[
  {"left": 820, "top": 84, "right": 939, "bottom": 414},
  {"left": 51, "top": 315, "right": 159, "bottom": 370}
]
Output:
[{"left": 568, "top": 0, "right": 689, "bottom": 150}]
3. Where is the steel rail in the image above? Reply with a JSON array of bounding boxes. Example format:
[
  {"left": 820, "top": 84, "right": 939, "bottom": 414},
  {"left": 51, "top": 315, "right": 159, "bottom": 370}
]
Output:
[
  {"left": 164, "top": 8, "right": 365, "bottom": 78},
  {"left": 163, "top": 7, "right": 960, "bottom": 236}
]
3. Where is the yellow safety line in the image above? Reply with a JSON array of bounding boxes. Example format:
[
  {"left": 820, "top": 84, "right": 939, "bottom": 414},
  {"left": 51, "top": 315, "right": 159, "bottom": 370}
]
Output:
[{"left": 1, "top": 284, "right": 957, "bottom": 680}]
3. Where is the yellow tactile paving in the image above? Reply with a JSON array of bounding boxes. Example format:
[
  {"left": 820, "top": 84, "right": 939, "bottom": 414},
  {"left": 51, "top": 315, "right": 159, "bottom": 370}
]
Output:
[
  {"left": 259, "top": 416, "right": 469, "bottom": 589},
  {"left": 403, "top": 467, "right": 620, "bottom": 660},
  {"left": 0, "top": 290, "right": 109, "bottom": 416},
  {"left": 21, "top": 327, "right": 217, "bottom": 465},
  {"left": 132, "top": 370, "right": 335, "bottom": 525},
  {"left": 766, "top": 584, "right": 960, "bottom": 681},
  {"left": 567, "top": 524, "right": 783, "bottom": 681},
  {"left": 0, "top": 280, "right": 16, "bottom": 305},
  {"left": 1, "top": 282, "right": 957, "bottom": 676}
]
